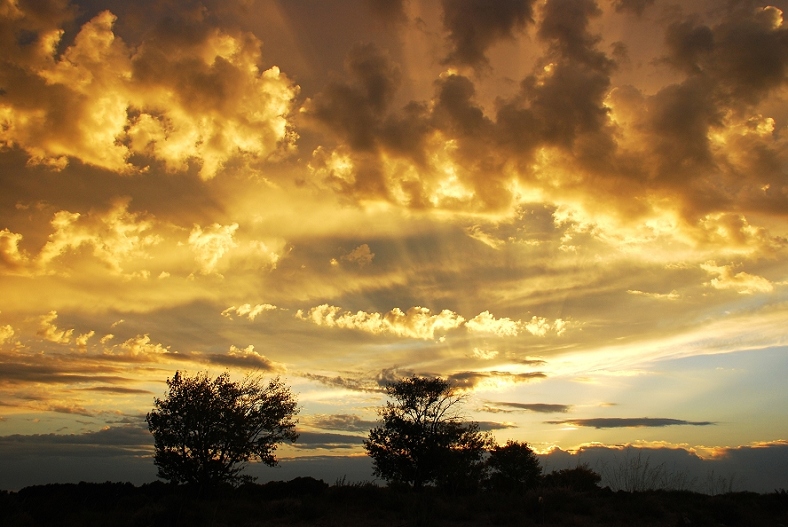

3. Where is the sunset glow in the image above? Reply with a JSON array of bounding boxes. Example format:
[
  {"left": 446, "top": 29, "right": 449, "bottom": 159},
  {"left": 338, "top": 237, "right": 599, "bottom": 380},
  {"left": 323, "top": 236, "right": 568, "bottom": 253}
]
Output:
[{"left": 1, "top": 0, "right": 787, "bottom": 491}]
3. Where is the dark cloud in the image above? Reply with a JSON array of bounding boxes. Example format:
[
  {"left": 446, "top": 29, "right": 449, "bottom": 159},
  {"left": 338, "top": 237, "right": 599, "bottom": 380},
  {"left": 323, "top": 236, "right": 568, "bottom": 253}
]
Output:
[
  {"left": 80, "top": 386, "right": 153, "bottom": 394},
  {"left": 486, "top": 401, "right": 571, "bottom": 413},
  {"left": 302, "top": 372, "right": 383, "bottom": 393},
  {"left": 545, "top": 417, "right": 716, "bottom": 428},
  {"left": 309, "top": 43, "right": 402, "bottom": 151},
  {"left": 204, "top": 352, "right": 277, "bottom": 371},
  {"left": 663, "top": 7, "right": 788, "bottom": 105},
  {"left": 308, "top": 414, "right": 379, "bottom": 433},
  {"left": 538, "top": 0, "right": 609, "bottom": 67},
  {"left": 292, "top": 431, "right": 366, "bottom": 450},
  {"left": 441, "top": 0, "right": 535, "bottom": 69},
  {"left": 447, "top": 370, "right": 546, "bottom": 389},
  {"left": 0, "top": 424, "right": 152, "bottom": 458},
  {"left": 540, "top": 442, "right": 788, "bottom": 494},
  {"left": 476, "top": 420, "right": 517, "bottom": 431},
  {"left": 366, "top": 0, "right": 408, "bottom": 25},
  {"left": 611, "top": 0, "right": 654, "bottom": 16},
  {"left": 0, "top": 360, "right": 131, "bottom": 385},
  {"left": 645, "top": 76, "right": 720, "bottom": 183}
]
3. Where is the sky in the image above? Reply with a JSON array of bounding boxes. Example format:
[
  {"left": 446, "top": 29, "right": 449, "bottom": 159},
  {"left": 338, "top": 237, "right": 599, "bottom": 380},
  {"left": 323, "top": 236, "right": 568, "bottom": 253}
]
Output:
[{"left": 1, "top": 0, "right": 788, "bottom": 492}]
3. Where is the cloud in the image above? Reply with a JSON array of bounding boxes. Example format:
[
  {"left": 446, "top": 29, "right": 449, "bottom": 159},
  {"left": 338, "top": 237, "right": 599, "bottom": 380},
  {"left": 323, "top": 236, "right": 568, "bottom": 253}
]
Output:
[
  {"left": 297, "top": 306, "right": 566, "bottom": 340},
  {"left": 447, "top": 370, "right": 546, "bottom": 389},
  {"left": 188, "top": 223, "right": 238, "bottom": 274},
  {"left": 46, "top": 403, "right": 95, "bottom": 417},
  {"left": 80, "top": 386, "right": 152, "bottom": 395},
  {"left": 545, "top": 417, "right": 716, "bottom": 428},
  {"left": 296, "top": 304, "right": 465, "bottom": 340},
  {"left": 0, "top": 424, "right": 152, "bottom": 458},
  {"left": 0, "top": 229, "right": 30, "bottom": 274},
  {"left": 476, "top": 420, "right": 518, "bottom": 431},
  {"left": 0, "top": 325, "right": 15, "bottom": 345},
  {"left": 441, "top": 0, "right": 535, "bottom": 69},
  {"left": 221, "top": 303, "right": 278, "bottom": 321},
  {"left": 302, "top": 372, "right": 383, "bottom": 393},
  {"left": 471, "top": 347, "right": 499, "bottom": 360},
  {"left": 112, "top": 334, "right": 170, "bottom": 359},
  {"left": 292, "top": 431, "right": 365, "bottom": 450},
  {"left": 465, "top": 311, "right": 520, "bottom": 336},
  {"left": 340, "top": 244, "right": 375, "bottom": 267},
  {"left": 306, "top": 414, "right": 378, "bottom": 433},
  {"left": 540, "top": 442, "right": 788, "bottom": 494},
  {"left": 485, "top": 401, "right": 571, "bottom": 413},
  {"left": 701, "top": 261, "right": 774, "bottom": 295},
  {"left": 206, "top": 344, "right": 280, "bottom": 371},
  {"left": 466, "top": 312, "right": 568, "bottom": 337},
  {"left": 627, "top": 289, "right": 680, "bottom": 300},
  {"left": 308, "top": 43, "right": 401, "bottom": 152},
  {"left": 37, "top": 311, "right": 74, "bottom": 344},
  {"left": 0, "top": 7, "right": 298, "bottom": 178},
  {"left": 36, "top": 200, "right": 160, "bottom": 275},
  {"left": 611, "top": 0, "right": 655, "bottom": 16},
  {"left": 0, "top": 361, "right": 131, "bottom": 385},
  {"left": 366, "top": 0, "right": 408, "bottom": 25}
]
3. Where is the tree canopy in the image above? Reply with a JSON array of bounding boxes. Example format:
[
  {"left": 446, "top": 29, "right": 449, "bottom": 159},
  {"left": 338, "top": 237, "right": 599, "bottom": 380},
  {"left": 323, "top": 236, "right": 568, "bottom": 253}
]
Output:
[
  {"left": 364, "top": 376, "right": 491, "bottom": 489},
  {"left": 146, "top": 371, "right": 299, "bottom": 487}
]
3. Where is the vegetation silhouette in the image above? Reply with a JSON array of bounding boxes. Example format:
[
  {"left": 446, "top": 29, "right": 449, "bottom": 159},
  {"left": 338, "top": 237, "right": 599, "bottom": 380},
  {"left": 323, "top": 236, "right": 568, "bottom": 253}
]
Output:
[
  {"left": 364, "top": 376, "right": 493, "bottom": 490},
  {"left": 2, "top": 479, "right": 787, "bottom": 526},
  {"left": 486, "top": 440, "right": 542, "bottom": 493},
  {"left": 146, "top": 371, "right": 298, "bottom": 488}
]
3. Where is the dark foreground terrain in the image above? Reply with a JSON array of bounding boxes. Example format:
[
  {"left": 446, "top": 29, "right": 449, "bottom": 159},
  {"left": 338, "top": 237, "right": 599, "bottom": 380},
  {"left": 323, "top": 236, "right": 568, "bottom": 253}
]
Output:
[{"left": 1, "top": 479, "right": 787, "bottom": 527}]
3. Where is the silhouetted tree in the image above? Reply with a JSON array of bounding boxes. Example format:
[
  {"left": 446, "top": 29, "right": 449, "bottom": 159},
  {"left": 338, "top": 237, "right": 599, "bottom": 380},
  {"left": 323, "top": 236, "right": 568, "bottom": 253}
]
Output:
[
  {"left": 364, "top": 376, "right": 492, "bottom": 489},
  {"left": 487, "top": 440, "right": 542, "bottom": 492},
  {"left": 146, "top": 371, "right": 299, "bottom": 487}
]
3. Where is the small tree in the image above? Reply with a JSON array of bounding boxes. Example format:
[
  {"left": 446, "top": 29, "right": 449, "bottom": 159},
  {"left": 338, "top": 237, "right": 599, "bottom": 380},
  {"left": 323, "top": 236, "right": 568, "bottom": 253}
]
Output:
[
  {"left": 487, "top": 440, "right": 542, "bottom": 492},
  {"left": 364, "top": 376, "right": 491, "bottom": 489},
  {"left": 146, "top": 371, "right": 299, "bottom": 487}
]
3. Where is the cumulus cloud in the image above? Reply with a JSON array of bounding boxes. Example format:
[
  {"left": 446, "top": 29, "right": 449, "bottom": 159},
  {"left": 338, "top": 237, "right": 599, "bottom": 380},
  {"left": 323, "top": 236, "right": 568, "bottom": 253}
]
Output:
[
  {"left": 701, "top": 261, "right": 774, "bottom": 295},
  {"left": 36, "top": 200, "right": 160, "bottom": 275},
  {"left": 188, "top": 223, "right": 238, "bottom": 274},
  {"left": 0, "top": 7, "right": 298, "bottom": 178},
  {"left": 298, "top": 306, "right": 566, "bottom": 340},
  {"left": 546, "top": 417, "right": 716, "bottom": 428},
  {"left": 37, "top": 311, "right": 74, "bottom": 344},
  {"left": 0, "top": 229, "right": 30, "bottom": 274},
  {"left": 296, "top": 304, "right": 465, "bottom": 340},
  {"left": 108, "top": 334, "right": 170, "bottom": 359},
  {"left": 0, "top": 324, "right": 15, "bottom": 344},
  {"left": 221, "top": 303, "right": 278, "bottom": 321},
  {"left": 471, "top": 347, "right": 499, "bottom": 360},
  {"left": 465, "top": 311, "right": 521, "bottom": 336},
  {"left": 340, "top": 244, "right": 375, "bottom": 266}
]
